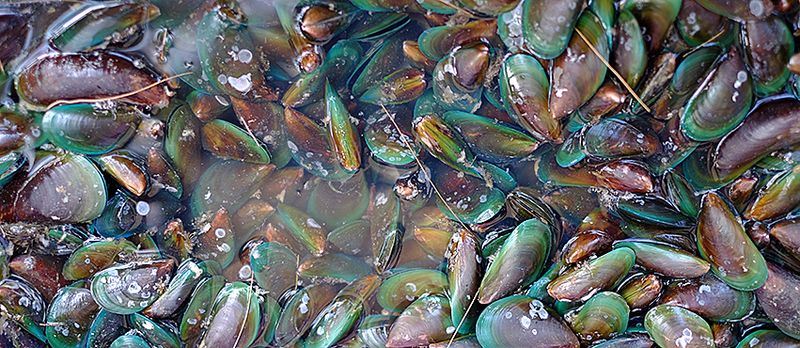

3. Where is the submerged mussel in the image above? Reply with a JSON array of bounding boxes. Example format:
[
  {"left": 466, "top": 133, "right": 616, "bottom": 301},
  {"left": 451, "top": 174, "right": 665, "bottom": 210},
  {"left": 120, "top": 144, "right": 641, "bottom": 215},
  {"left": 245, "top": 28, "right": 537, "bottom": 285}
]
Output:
[{"left": 2, "top": 1, "right": 800, "bottom": 347}]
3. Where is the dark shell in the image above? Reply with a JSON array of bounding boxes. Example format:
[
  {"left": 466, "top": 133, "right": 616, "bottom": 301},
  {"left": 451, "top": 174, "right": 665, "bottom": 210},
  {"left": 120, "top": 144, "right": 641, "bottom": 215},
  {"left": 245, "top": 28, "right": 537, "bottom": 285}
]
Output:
[
  {"left": 712, "top": 97, "right": 800, "bottom": 185},
  {"left": 696, "top": 192, "right": 768, "bottom": 291},
  {"left": 661, "top": 273, "right": 756, "bottom": 322},
  {"left": 756, "top": 263, "right": 800, "bottom": 339},
  {"left": 16, "top": 52, "right": 169, "bottom": 111}
]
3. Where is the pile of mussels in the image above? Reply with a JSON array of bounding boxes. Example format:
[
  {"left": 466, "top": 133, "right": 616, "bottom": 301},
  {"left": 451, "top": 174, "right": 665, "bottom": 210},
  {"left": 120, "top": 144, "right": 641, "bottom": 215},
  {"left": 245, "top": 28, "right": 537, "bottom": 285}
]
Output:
[{"left": 3, "top": 0, "right": 800, "bottom": 347}]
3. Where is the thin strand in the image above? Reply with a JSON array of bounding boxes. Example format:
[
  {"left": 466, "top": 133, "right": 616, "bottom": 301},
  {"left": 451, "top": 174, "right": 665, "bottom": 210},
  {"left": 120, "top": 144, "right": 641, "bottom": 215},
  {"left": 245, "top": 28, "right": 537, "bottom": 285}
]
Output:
[
  {"left": 447, "top": 291, "right": 479, "bottom": 347},
  {"left": 682, "top": 30, "right": 726, "bottom": 58},
  {"left": 45, "top": 71, "right": 193, "bottom": 110},
  {"left": 574, "top": 28, "right": 651, "bottom": 113}
]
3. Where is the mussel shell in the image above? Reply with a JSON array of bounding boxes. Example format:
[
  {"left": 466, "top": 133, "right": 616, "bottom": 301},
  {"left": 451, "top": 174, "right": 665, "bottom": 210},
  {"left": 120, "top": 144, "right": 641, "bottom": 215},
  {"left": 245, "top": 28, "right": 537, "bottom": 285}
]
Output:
[
  {"left": 352, "top": 35, "right": 406, "bottom": 98},
  {"left": 252, "top": 294, "right": 280, "bottom": 347},
  {"left": 741, "top": 16, "right": 794, "bottom": 95},
  {"left": 296, "top": 1, "right": 355, "bottom": 44},
  {"left": 346, "top": 12, "right": 410, "bottom": 41},
  {"left": 417, "top": 19, "right": 497, "bottom": 61},
  {"left": 614, "top": 239, "right": 710, "bottom": 278},
  {"left": 476, "top": 296, "right": 579, "bottom": 348},
  {"left": 358, "top": 314, "right": 396, "bottom": 348},
  {"left": 377, "top": 268, "right": 448, "bottom": 312},
  {"left": 0, "top": 11, "right": 30, "bottom": 67},
  {"left": 43, "top": 104, "right": 140, "bottom": 155},
  {"left": 694, "top": 0, "right": 773, "bottom": 21},
  {"left": 364, "top": 106, "right": 419, "bottom": 166},
  {"left": 411, "top": 220, "right": 455, "bottom": 260},
  {"left": 369, "top": 185, "right": 404, "bottom": 273},
  {"left": 189, "top": 160, "right": 274, "bottom": 217},
  {"left": 201, "top": 119, "right": 271, "bottom": 164},
  {"left": 164, "top": 103, "right": 204, "bottom": 191},
  {"left": 548, "top": 247, "right": 636, "bottom": 302},
  {"left": 0, "top": 152, "right": 106, "bottom": 223},
  {"left": 622, "top": 0, "right": 681, "bottom": 51},
  {"left": 299, "top": 253, "right": 372, "bottom": 283},
  {"left": 431, "top": 44, "right": 488, "bottom": 113},
  {"left": 196, "top": 9, "right": 275, "bottom": 100},
  {"left": 738, "top": 330, "right": 800, "bottom": 347},
  {"left": 96, "top": 150, "right": 151, "bottom": 197},
  {"left": 283, "top": 40, "right": 363, "bottom": 108},
  {"left": 143, "top": 259, "right": 207, "bottom": 318},
  {"left": 711, "top": 97, "right": 800, "bottom": 186},
  {"left": 536, "top": 154, "right": 655, "bottom": 193},
  {"left": 562, "top": 209, "right": 624, "bottom": 264},
  {"left": 186, "top": 91, "right": 229, "bottom": 122},
  {"left": 325, "top": 81, "right": 361, "bottom": 173},
  {"left": 359, "top": 67, "right": 427, "bottom": 106},
  {"left": 612, "top": 10, "right": 647, "bottom": 88},
  {"left": 756, "top": 262, "right": 800, "bottom": 339},
  {"left": 478, "top": 219, "right": 550, "bottom": 304},
  {"left": 92, "top": 191, "right": 145, "bottom": 238},
  {"left": 661, "top": 273, "right": 756, "bottom": 322},
  {"left": 179, "top": 275, "right": 225, "bottom": 343},
  {"left": 549, "top": 11, "right": 609, "bottom": 121},
  {"left": 662, "top": 170, "right": 701, "bottom": 218},
  {"left": 90, "top": 259, "right": 175, "bottom": 314},
  {"left": 0, "top": 152, "right": 26, "bottom": 189},
  {"left": 618, "top": 273, "right": 663, "bottom": 310},
  {"left": 555, "top": 131, "right": 585, "bottom": 167},
  {"left": 521, "top": 0, "right": 582, "bottom": 59},
  {"left": 109, "top": 333, "right": 150, "bottom": 348},
  {"left": 327, "top": 219, "right": 371, "bottom": 256},
  {"left": 744, "top": 165, "right": 800, "bottom": 221},
  {"left": 85, "top": 310, "right": 126, "bottom": 348},
  {"left": 457, "top": 0, "right": 519, "bottom": 15},
  {"left": 276, "top": 203, "right": 327, "bottom": 256},
  {"left": 697, "top": 192, "right": 768, "bottom": 291},
  {"left": 769, "top": 219, "right": 800, "bottom": 258},
  {"left": 583, "top": 117, "right": 658, "bottom": 159},
  {"left": 305, "top": 274, "right": 380, "bottom": 348},
  {"left": 681, "top": 48, "right": 753, "bottom": 142},
  {"left": 677, "top": 0, "right": 731, "bottom": 47},
  {"left": 0, "top": 277, "right": 47, "bottom": 342},
  {"left": 615, "top": 194, "right": 691, "bottom": 229},
  {"left": 192, "top": 207, "right": 236, "bottom": 268},
  {"left": 385, "top": 294, "right": 454, "bottom": 347},
  {"left": 250, "top": 241, "right": 298, "bottom": 299},
  {"left": 447, "top": 229, "right": 482, "bottom": 334},
  {"left": 62, "top": 239, "right": 137, "bottom": 280},
  {"left": 284, "top": 107, "right": 354, "bottom": 181},
  {"left": 499, "top": 53, "right": 560, "bottom": 143},
  {"left": 9, "top": 254, "right": 69, "bottom": 302},
  {"left": 645, "top": 305, "right": 715, "bottom": 348},
  {"left": 231, "top": 99, "right": 291, "bottom": 168},
  {"left": 197, "top": 281, "right": 261, "bottom": 348},
  {"left": 16, "top": 52, "right": 169, "bottom": 111},
  {"left": 307, "top": 171, "right": 369, "bottom": 229},
  {"left": 565, "top": 291, "right": 630, "bottom": 343},
  {"left": 442, "top": 111, "right": 538, "bottom": 164},
  {"left": 129, "top": 313, "right": 179, "bottom": 348},
  {"left": 50, "top": 2, "right": 159, "bottom": 51},
  {"left": 273, "top": 284, "right": 340, "bottom": 346},
  {"left": 670, "top": 44, "right": 723, "bottom": 105},
  {"left": 591, "top": 333, "right": 655, "bottom": 348}
]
